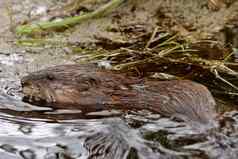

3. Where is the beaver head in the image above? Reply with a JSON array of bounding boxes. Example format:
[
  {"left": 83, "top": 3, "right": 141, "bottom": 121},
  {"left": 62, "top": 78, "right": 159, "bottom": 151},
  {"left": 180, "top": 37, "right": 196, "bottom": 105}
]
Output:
[
  {"left": 21, "top": 64, "right": 218, "bottom": 131},
  {"left": 21, "top": 64, "right": 141, "bottom": 111}
]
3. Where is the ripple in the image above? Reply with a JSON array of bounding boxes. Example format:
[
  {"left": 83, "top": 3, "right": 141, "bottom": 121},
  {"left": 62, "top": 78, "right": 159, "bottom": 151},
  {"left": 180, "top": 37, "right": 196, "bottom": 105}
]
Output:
[{"left": 0, "top": 53, "right": 237, "bottom": 159}]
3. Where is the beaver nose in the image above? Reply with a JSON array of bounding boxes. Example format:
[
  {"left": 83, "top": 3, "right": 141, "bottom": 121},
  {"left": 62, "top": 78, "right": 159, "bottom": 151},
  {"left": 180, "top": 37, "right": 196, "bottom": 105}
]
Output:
[
  {"left": 21, "top": 75, "right": 30, "bottom": 85},
  {"left": 21, "top": 80, "right": 26, "bottom": 85},
  {"left": 21, "top": 80, "right": 31, "bottom": 86}
]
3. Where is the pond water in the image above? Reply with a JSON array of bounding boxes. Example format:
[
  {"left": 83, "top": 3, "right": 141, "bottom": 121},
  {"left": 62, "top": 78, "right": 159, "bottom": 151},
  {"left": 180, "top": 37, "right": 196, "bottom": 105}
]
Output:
[
  {"left": 1, "top": 0, "right": 238, "bottom": 158},
  {"left": 0, "top": 52, "right": 237, "bottom": 159}
]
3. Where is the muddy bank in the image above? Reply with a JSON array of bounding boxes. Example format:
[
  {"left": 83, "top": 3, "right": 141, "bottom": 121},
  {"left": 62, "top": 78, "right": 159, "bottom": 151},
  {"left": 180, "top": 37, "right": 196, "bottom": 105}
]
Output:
[
  {"left": 15, "top": 0, "right": 238, "bottom": 47},
  {"left": 0, "top": 0, "right": 237, "bottom": 159}
]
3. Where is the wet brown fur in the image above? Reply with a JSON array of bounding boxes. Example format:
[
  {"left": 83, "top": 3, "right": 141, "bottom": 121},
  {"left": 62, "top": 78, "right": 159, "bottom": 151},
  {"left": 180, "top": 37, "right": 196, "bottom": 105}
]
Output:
[{"left": 21, "top": 64, "right": 217, "bottom": 125}]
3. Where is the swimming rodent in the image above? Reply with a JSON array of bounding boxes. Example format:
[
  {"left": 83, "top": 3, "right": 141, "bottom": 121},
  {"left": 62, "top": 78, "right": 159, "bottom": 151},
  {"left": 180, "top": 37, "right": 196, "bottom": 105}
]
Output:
[{"left": 21, "top": 64, "right": 217, "bottom": 127}]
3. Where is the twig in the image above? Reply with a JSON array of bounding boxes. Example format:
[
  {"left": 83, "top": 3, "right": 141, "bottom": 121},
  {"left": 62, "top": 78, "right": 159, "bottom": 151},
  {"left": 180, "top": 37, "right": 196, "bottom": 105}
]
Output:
[
  {"left": 211, "top": 68, "right": 238, "bottom": 91},
  {"left": 184, "top": 57, "right": 238, "bottom": 77},
  {"left": 145, "top": 26, "right": 159, "bottom": 50}
]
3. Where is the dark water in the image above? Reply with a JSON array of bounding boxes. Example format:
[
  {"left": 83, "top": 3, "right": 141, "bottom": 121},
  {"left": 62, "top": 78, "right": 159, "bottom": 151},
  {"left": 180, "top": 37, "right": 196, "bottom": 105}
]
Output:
[{"left": 0, "top": 53, "right": 238, "bottom": 159}]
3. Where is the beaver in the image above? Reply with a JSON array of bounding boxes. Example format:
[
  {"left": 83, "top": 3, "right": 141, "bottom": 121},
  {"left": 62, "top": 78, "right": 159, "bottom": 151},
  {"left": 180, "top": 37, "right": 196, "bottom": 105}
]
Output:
[{"left": 21, "top": 64, "right": 217, "bottom": 127}]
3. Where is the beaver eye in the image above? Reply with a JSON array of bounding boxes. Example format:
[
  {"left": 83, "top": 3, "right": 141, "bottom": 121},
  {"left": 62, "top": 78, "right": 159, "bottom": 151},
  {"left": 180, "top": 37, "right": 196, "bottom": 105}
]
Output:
[{"left": 46, "top": 74, "right": 55, "bottom": 80}]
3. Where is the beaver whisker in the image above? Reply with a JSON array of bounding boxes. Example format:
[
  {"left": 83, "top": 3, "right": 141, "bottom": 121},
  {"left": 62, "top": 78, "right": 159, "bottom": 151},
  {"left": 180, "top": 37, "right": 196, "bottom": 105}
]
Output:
[
  {"left": 29, "top": 89, "right": 34, "bottom": 102},
  {"left": 21, "top": 64, "right": 217, "bottom": 130},
  {"left": 41, "top": 85, "right": 56, "bottom": 103}
]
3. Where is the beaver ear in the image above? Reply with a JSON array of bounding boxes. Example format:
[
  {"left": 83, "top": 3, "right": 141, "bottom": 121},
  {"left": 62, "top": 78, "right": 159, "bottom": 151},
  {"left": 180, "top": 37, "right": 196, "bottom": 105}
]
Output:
[{"left": 75, "top": 74, "right": 99, "bottom": 86}]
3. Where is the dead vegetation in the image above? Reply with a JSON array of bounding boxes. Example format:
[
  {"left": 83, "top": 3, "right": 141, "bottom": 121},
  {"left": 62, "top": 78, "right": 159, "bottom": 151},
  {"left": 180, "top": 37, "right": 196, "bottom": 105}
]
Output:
[{"left": 13, "top": 0, "right": 238, "bottom": 109}]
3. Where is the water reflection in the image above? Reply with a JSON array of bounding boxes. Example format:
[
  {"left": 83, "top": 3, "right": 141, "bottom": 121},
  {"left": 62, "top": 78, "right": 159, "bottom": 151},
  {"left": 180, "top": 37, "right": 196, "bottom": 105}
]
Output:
[
  {"left": 0, "top": 53, "right": 237, "bottom": 159},
  {"left": 0, "top": 114, "right": 165, "bottom": 159},
  {"left": 0, "top": 109, "right": 237, "bottom": 159}
]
